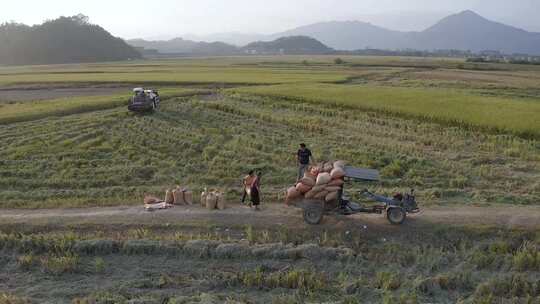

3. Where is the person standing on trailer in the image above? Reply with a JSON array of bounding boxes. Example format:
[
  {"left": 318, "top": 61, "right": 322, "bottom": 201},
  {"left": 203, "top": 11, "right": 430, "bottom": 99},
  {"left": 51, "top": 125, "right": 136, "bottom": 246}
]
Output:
[{"left": 297, "top": 143, "right": 315, "bottom": 181}]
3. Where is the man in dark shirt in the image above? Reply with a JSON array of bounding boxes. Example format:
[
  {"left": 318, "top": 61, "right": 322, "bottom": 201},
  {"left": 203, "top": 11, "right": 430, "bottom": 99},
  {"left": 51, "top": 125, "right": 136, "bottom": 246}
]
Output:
[{"left": 297, "top": 143, "right": 314, "bottom": 181}]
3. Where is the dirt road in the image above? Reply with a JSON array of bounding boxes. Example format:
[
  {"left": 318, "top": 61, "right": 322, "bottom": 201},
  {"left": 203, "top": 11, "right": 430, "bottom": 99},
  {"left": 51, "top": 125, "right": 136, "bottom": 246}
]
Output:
[{"left": 1, "top": 203, "right": 539, "bottom": 231}]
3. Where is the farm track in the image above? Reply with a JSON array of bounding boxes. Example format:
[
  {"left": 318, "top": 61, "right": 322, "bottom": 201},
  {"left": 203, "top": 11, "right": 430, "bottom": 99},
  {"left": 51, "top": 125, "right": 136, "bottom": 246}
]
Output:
[{"left": 1, "top": 203, "right": 539, "bottom": 231}]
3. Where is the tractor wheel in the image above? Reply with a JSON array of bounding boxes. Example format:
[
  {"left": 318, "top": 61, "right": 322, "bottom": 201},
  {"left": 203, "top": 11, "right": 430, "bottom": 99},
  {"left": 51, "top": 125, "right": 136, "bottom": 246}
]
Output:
[
  {"left": 387, "top": 207, "right": 406, "bottom": 225},
  {"left": 303, "top": 205, "right": 324, "bottom": 225}
]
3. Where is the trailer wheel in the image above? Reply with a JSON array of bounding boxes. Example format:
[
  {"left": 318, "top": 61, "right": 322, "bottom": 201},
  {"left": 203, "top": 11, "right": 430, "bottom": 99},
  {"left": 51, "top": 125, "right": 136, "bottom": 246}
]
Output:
[
  {"left": 387, "top": 207, "right": 406, "bottom": 225},
  {"left": 303, "top": 205, "right": 323, "bottom": 225}
]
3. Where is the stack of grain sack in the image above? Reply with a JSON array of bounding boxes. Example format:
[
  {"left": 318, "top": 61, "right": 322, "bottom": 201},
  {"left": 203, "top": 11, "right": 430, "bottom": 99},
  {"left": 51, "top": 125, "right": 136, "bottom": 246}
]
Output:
[
  {"left": 285, "top": 160, "right": 346, "bottom": 205},
  {"left": 164, "top": 186, "right": 194, "bottom": 205},
  {"left": 200, "top": 188, "right": 227, "bottom": 210}
]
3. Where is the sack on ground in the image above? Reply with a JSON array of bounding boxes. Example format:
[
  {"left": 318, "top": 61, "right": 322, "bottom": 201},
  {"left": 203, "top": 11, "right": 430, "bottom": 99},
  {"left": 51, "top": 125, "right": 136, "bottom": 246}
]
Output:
[
  {"left": 200, "top": 188, "right": 208, "bottom": 207},
  {"left": 206, "top": 192, "right": 217, "bottom": 210},
  {"left": 316, "top": 172, "right": 331, "bottom": 185},
  {"left": 164, "top": 190, "right": 174, "bottom": 204},
  {"left": 183, "top": 190, "right": 193, "bottom": 205},
  {"left": 144, "top": 195, "right": 162, "bottom": 205},
  {"left": 216, "top": 193, "right": 226, "bottom": 210},
  {"left": 173, "top": 188, "right": 183, "bottom": 205}
]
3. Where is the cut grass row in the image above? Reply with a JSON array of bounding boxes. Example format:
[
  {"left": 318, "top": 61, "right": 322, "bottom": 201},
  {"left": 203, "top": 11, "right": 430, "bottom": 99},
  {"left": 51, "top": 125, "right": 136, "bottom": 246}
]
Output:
[
  {"left": 0, "top": 87, "right": 207, "bottom": 125},
  {"left": 229, "top": 83, "right": 540, "bottom": 138}
]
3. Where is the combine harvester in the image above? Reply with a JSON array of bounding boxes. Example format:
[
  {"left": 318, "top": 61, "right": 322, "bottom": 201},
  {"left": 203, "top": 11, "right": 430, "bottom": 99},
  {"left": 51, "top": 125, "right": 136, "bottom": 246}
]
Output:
[{"left": 128, "top": 88, "right": 160, "bottom": 113}]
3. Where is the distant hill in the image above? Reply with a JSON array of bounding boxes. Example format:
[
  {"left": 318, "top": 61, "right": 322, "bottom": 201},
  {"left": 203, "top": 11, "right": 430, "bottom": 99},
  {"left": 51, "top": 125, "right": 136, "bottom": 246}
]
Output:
[
  {"left": 127, "top": 38, "right": 240, "bottom": 55},
  {"left": 408, "top": 10, "right": 540, "bottom": 55},
  {"left": 0, "top": 14, "right": 141, "bottom": 65},
  {"left": 272, "top": 21, "right": 407, "bottom": 51},
  {"left": 243, "top": 36, "right": 333, "bottom": 55},
  {"left": 181, "top": 11, "right": 540, "bottom": 55}
]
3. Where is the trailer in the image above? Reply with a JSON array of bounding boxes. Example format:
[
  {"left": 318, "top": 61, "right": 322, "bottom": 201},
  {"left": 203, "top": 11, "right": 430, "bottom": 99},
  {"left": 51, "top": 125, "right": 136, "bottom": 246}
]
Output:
[{"left": 292, "top": 166, "right": 420, "bottom": 225}]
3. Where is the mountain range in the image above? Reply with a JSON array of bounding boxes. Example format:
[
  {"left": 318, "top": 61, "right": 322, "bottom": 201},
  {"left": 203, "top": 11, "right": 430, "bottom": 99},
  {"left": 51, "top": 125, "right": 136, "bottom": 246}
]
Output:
[{"left": 136, "top": 10, "right": 540, "bottom": 55}]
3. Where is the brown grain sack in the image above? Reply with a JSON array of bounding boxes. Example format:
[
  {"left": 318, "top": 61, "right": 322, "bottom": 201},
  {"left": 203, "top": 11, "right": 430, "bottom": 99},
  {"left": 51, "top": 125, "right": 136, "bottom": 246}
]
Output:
[
  {"left": 183, "top": 191, "right": 193, "bottom": 205},
  {"left": 305, "top": 185, "right": 324, "bottom": 198},
  {"left": 330, "top": 167, "right": 346, "bottom": 179},
  {"left": 327, "top": 179, "right": 345, "bottom": 187},
  {"left": 164, "top": 190, "right": 174, "bottom": 204},
  {"left": 173, "top": 188, "right": 183, "bottom": 205},
  {"left": 325, "top": 191, "right": 339, "bottom": 202},
  {"left": 325, "top": 186, "right": 342, "bottom": 192},
  {"left": 286, "top": 186, "right": 301, "bottom": 203},
  {"left": 299, "top": 176, "right": 316, "bottom": 187},
  {"left": 296, "top": 182, "right": 312, "bottom": 194},
  {"left": 200, "top": 189, "right": 208, "bottom": 207},
  {"left": 316, "top": 172, "right": 331, "bottom": 185},
  {"left": 314, "top": 190, "right": 329, "bottom": 199},
  {"left": 323, "top": 162, "right": 333, "bottom": 172},
  {"left": 144, "top": 195, "right": 162, "bottom": 205},
  {"left": 206, "top": 192, "right": 217, "bottom": 210},
  {"left": 304, "top": 171, "right": 317, "bottom": 180},
  {"left": 333, "top": 160, "right": 346, "bottom": 169},
  {"left": 216, "top": 193, "right": 226, "bottom": 210},
  {"left": 310, "top": 166, "right": 321, "bottom": 176}
]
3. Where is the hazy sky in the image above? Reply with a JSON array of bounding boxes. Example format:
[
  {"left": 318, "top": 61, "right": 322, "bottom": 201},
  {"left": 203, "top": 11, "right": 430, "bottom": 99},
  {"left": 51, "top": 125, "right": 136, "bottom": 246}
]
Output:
[{"left": 1, "top": 0, "right": 538, "bottom": 39}]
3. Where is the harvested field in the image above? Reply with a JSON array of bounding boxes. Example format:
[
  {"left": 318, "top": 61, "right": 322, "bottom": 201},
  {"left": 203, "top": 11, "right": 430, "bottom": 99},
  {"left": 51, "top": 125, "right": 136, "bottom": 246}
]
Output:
[{"left": 0, "top": 56, "right": 539, "bottom": 303}]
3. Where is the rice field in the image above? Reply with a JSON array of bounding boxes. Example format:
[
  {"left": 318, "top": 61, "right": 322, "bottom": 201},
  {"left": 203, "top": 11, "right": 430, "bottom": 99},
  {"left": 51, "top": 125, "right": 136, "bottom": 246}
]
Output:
[
  {"left": 0, "top": 56, "right": 539, "bottom": 304},
  {"left": 230, "top": 83, "right": 540, "bottom": 138}
]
